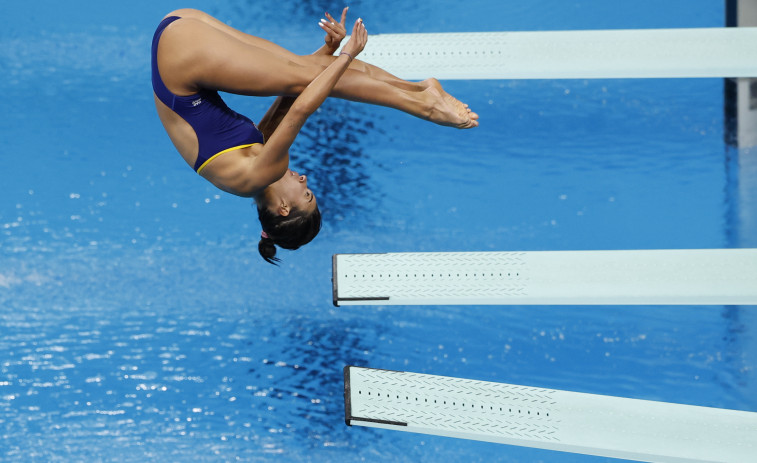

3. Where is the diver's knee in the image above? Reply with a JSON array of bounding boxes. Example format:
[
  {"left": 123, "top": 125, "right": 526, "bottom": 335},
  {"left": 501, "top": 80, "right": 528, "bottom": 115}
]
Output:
[{"left": 164, "top": 8, "right": 207, "bottom": 20}]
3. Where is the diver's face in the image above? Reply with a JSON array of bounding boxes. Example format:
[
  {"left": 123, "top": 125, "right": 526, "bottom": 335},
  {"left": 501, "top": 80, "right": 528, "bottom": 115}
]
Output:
[{"left": 271, "top": 169, "right": 317, "bottom": 216}]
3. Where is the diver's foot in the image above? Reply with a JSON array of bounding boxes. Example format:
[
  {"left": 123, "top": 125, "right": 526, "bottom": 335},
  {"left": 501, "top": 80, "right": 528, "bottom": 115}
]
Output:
[{"left": 423, "top": 84, "right": 479, "bottom": 129}]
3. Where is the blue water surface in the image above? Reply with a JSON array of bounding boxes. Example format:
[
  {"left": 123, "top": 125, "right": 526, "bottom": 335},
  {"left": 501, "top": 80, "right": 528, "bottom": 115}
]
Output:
[{"left": 2, "top": 1, "right": 755, "bottom": 461}]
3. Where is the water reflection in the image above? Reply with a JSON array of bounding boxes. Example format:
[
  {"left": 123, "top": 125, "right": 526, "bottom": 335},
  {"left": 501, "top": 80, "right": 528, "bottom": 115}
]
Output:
[
  {"left": 719, "top": 305, "right": 757, "bottom": 408},
  {"left": 210, "top": 0, "right": 422, "bottom": 28},
  {"left": 724, "top": 146, "right": 741, "bottom": 247},
  {"left": 210, "top": 0, "right": 349, "bottom": 25}
]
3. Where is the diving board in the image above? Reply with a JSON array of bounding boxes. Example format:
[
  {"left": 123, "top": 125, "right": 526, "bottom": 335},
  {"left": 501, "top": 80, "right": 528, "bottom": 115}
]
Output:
[
  {"left": 344, "top": 366, "right": 757, "bottom": 463},
  {"left": 340, "top": 27, "right": 757, "bottom": 79},
  {"left": 332, "top": 249, "right": 757, "bottom": 306}
]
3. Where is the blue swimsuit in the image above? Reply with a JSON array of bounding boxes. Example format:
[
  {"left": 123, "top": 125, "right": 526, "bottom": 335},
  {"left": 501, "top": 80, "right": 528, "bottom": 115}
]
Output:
[{"left": 151, "top": 16, "right": 264, "bottom": 173}]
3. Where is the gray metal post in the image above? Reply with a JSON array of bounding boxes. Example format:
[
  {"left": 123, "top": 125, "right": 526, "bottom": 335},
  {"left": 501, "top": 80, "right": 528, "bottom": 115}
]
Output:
[{"left": 725, "top": 0, "right": 757, "bottom": 148}]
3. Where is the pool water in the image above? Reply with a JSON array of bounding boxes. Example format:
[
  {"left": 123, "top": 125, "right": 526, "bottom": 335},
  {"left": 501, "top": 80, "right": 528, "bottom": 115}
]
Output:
[{"left": 2, "top": 1, "right": 755, "bottom": 461}]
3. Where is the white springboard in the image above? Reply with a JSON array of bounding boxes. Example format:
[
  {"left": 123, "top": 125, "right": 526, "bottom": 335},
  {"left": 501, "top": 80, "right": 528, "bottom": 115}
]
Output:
[
  {"left": 339, "top": 27, "right": 757, "bottom": 79},
  {"left": 332, "top": 249, "right": 757, "bottom": 306},
  {"left": 344, "top": 366, "right": 757, "bottom": 462}
]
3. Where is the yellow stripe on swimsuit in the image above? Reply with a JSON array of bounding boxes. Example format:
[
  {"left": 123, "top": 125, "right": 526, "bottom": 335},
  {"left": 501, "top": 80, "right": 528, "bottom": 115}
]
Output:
[{"left": 196, "top": 143, "right": 261, "bottom": 174}]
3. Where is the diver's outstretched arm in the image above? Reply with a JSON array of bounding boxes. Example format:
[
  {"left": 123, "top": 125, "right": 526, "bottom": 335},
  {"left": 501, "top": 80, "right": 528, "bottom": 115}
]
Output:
[
  {"left": 259, "top": 8, "right": 350, "bottom": 140},
  {"left": 244, "top": 20, "right": 368, "bottom": 193}
]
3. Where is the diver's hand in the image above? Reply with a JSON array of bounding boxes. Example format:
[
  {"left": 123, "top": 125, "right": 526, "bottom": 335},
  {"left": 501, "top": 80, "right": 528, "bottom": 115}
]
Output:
[
  {"left": 319, "top": 7, "right": 348, "bottom": 54},
  {"left": 341, "top": 18, "right": 367, "bottom": 59}
]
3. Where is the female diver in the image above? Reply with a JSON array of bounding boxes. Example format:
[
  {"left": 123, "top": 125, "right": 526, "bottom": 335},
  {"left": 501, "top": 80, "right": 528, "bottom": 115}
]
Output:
[{"left": 151, "top": 8, "right": 478, "bottom": 263}]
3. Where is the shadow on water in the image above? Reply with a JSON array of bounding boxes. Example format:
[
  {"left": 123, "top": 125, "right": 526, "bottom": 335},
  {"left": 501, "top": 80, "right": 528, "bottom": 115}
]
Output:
[
  {"left": 291, "top": 100, "right": 385, "bottom": 225},
  {"left": 242, "top": 313, "right": 381, "bottom": 448},
  {"left": 0, "top": 301, "right": 391, "bottom": 459}
]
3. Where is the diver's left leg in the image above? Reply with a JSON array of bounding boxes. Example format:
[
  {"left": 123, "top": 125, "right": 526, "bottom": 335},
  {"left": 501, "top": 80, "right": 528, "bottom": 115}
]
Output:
[{"left": 167, "top": 9, "right": 443, "bottom": 95}]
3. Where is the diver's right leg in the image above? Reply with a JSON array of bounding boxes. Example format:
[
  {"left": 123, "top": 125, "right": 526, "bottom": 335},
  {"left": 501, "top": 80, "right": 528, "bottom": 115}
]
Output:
[
  {"left": 158, "top": 18, "right": 477, "bottom": 128},
  {"left": 164, "top": 9, "right": 301, "bottom": 59}
]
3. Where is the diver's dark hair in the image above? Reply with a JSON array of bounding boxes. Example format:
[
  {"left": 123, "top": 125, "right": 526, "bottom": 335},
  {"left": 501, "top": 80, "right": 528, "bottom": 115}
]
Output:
[{"left": 257, "top": 204, "right": 322, "bottom": 265}]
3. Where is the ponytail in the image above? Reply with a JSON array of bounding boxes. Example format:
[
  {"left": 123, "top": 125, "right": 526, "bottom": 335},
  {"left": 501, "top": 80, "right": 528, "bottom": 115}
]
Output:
[
  {"left": 258, "top": 235, "right": 280, "bottom": 265},
  {"left": 256, "top": 204, "right": 322, "bottom": 265}
]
